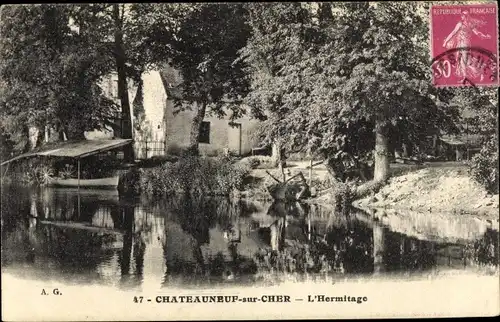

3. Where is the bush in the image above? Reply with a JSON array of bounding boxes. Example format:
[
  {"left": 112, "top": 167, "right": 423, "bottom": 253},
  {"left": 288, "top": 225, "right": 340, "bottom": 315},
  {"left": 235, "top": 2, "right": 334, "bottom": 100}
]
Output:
[
  {"left": 118, "top": 167, "right": 142, "bottom": 196},
  {"left": 469, "top": 137, "right": 499, "bottom": 194},
  {"left": 81, "top": 156, "right": 120, "bottom": 179},
  {"left": 331, "top": 180, "right": 357, "bottom": 213},
  {"left": 139, "top": 155, "right": 251, "bottom": 196},
  {"left": 310, "top": 176, "right": 334, "bottom": 192}
]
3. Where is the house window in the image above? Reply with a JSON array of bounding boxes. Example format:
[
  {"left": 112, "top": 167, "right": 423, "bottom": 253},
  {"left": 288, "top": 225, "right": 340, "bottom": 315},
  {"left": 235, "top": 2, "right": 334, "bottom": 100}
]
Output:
[{"left": 199, "top": 121, "right": 210, "bottom": 144}]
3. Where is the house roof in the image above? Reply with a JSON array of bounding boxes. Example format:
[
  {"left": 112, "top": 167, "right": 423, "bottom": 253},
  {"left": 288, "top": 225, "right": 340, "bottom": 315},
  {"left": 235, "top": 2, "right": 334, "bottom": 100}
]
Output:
[{"left": 1, "top": 139, "right": 133, "bottom": 166}]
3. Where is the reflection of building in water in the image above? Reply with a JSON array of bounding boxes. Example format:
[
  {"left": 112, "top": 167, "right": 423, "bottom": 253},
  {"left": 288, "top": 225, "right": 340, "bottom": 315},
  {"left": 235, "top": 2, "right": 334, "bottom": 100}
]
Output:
[
  {"left": 134, "top": 207, "right": 166, "bottom": 290},
  {"left": 3, "top": 184, "right": 499, "bottom": 289},
  {"left": 203, "top": 215, "right": 265, "bottom": 261},
  {"left": 92, "top": 207, "right": 115, "bottom": 229}
]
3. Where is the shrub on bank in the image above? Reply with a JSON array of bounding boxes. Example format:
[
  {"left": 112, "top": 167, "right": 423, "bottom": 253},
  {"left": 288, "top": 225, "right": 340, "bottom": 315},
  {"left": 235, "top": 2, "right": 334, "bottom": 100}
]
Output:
[
  {"left": 469, "top": 137, "right": 499, "bottom": 194},
  {"left": 118, "top": 167, "right": 142, "bottom": 196},
  {"left": 331, "top": 180, "right": 357, "bottom": 213},
  {"left": 139, "top": 156, "right": 251, "bottom": 196}
]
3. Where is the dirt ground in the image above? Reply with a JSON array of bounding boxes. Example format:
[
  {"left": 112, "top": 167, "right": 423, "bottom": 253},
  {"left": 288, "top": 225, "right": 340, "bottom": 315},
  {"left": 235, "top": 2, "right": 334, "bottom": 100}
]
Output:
[{"left": 354, "top": 164, "right": 499, "bottom": 221}]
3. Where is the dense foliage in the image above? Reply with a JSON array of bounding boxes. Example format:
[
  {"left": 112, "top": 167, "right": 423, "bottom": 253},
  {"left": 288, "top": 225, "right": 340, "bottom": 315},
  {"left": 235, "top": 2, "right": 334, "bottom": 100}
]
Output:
[
  {"left": 455, "top": 87, "right": 498, "bottom": 194},
  {"left": 1, "top": 3, "right": 497, "bottom": 190},
  {"left": 0, "top": 5, "right": 117, "bottom": 151},
  {"left": 239, "top": 3, "right": 462, "bottom": 182},
  {"left": 469, "top": 136, "right": 499, "bottom": 194},
  {"left": 139, "top": 156, "right": 251, "bottom": 196}
]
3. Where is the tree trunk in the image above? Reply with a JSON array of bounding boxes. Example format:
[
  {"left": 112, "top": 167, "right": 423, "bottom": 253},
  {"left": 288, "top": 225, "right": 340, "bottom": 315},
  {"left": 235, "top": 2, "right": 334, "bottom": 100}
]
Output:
[
  {"left": 113, "top": 4, "right": 134, "bottom": 162},
  {"left": 57, "top": 123, "right": 65, "bottom": 141},
  {"left": 432, "top": 134, "right": 438, "bottom": 157},
  {"left": 188, "top": 101, "right": 207, "bottom": 155},
  {"left": 324, "top": 157, "right": 344, "bottom": 183},
  {"left": 272, "top": 139, "right": 287, "bottom": 180},
  {"left": 34, "top": 127, "right": 45, "bottom": 148},
  {"left": 374, "top": 118, "right": 390, "bottom": 182}
]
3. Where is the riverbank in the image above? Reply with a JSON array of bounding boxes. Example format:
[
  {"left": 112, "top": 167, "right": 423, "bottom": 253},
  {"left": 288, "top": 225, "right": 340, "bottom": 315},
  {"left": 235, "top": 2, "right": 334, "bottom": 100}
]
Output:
[
  {"left": 241, "top": 161, "right": 498, "bottom": 220},
  {"left": 353, "top": 165, "right": 499, "bottom": 220},
  {"left": 118, "top": 158, "right": 498, "bottom": 222}
]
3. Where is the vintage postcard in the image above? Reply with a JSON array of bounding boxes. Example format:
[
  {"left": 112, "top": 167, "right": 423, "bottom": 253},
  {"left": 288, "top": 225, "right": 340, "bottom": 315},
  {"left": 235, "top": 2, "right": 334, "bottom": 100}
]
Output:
[{"left": 1, "top": 2, "right": 499, "bottom": 321}]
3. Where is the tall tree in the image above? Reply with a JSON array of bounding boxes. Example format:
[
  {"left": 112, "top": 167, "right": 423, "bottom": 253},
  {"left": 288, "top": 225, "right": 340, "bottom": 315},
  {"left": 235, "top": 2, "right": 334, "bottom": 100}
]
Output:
[
  {"left": 240, "top": 2, "right": 461, "bottom": 183},
  {"left": 0, "top": 5, "right": 116, "bottom": 153},
  {"left": 238, "top": 3, "right": 318, "bottom": 161},
  {"left": 69, "top": 4, "right": 142, "bottom": 161},
  {"left": 111, "top": 4, "right": 134, "bottom": 160}
]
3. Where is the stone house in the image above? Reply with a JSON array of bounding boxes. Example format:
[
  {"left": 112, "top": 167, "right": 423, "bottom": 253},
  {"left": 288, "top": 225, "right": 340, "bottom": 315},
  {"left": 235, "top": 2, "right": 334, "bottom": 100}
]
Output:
[
  {"left": 163, "top": 104, "right": 261, "bottom": 156},
  {"left": 80, "top": 64, "right": 263, "bottom": 159},
  {"left": 159, "top": 63, "right": 262, "bottom": 157}
]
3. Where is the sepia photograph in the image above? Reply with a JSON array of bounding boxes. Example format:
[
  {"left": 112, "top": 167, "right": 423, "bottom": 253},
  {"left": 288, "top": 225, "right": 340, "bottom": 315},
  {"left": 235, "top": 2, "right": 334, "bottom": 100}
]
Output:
[{"left": 1, "top": 1, "right": 498, "bottom": 320}]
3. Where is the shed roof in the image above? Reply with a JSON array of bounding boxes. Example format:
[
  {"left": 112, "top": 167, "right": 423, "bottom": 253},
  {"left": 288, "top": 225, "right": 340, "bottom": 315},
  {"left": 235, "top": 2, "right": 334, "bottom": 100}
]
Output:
[{"left": 1, "top": 139, "right": 133, "bottom": 166}]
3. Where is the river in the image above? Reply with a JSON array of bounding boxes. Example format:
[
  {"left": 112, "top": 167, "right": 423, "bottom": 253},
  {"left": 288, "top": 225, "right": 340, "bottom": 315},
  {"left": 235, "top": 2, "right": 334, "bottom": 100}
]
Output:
[{"left": 1, "top": 185, "right": 498, "bottom": 290}]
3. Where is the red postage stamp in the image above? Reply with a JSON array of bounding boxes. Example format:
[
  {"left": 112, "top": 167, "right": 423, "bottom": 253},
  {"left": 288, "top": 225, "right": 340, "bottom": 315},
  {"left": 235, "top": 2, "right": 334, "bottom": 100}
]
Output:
[{"left": 430, "top": 4, "right": 499, "bottom": 87}]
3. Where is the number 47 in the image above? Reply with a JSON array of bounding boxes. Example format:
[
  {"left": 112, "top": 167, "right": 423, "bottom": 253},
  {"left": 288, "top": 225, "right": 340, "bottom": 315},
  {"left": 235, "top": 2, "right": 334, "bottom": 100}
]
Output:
[{"left": 134, "top": 296, "right": 144, "bottom": 303}]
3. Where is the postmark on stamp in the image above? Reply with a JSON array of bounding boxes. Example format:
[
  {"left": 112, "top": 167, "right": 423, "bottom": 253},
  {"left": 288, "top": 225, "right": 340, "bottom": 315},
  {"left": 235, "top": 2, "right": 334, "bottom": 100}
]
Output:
[{"left": 430, "top": 4, "right": 499, "bottom": 87}]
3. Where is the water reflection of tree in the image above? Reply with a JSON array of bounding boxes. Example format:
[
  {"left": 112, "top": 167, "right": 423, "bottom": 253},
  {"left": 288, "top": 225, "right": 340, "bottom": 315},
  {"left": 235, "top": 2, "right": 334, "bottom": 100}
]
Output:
[
  {"left": 1, "top": 185, "right": 32, "bottom": 235},
  {"left": 475, "top": 228, "right": 498, "bottom": 266},
  {"left": 37, "top": 225, "right": 116, "bottom": 268},
  {"left": 254, "top": 203, "right": 378, "bottom": 275},
  {"left": 118, "top": 204, "right": 135, "bottom": 285},
  {"left": 254, "top": 202, "right": 324, "bottom": 274},
  {"left": 466, "top": 228, "right": 499, "bottom": 266},
  {"left": 323, "top": 220, "right": 374, "bottom": 274},
  {"left": 383, "top": 230, "right": 437, "bottom": 272},
  {"left": 357, "top": 208, "right": 440, "bottom": 273},
  {"left": 156, "top": 196, "right": 258, "bottom": 284}
]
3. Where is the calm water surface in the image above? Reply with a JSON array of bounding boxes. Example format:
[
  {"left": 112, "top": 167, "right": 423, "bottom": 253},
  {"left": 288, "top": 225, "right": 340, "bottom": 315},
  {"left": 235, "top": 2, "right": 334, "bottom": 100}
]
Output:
[{"left": 1, "top": 185, "right": 498, "bottom": 289}]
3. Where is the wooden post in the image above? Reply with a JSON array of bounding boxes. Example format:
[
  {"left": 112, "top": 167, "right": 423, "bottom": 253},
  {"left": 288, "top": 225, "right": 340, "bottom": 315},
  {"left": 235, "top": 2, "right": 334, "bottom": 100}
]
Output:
[
  {"left": 77, "top": 190, "right": 81, "bottom": 219},
  {"left": 77, "top": 158, "right": 81, "bottom": 218},
  {"left": 77, "top": 158, "right": 81, "bottom": 190},
  {"left": 309, "top": 158, "right": 313, "bottom": 187},
  {"left": 466, "top": 121, "right": 469, "bottom": 161},
  {"left": 307, "top": 211, "right": 311, "bottom": 241}
]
